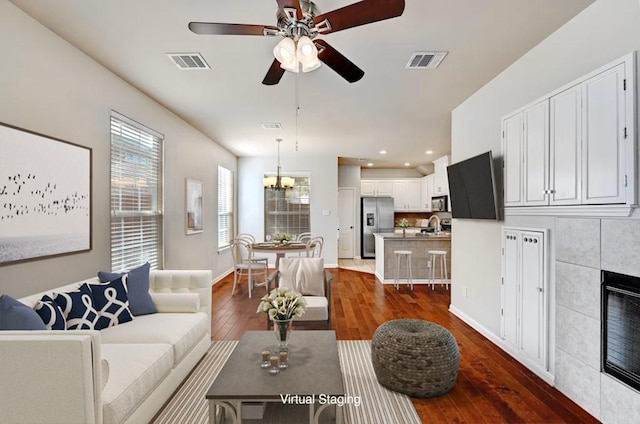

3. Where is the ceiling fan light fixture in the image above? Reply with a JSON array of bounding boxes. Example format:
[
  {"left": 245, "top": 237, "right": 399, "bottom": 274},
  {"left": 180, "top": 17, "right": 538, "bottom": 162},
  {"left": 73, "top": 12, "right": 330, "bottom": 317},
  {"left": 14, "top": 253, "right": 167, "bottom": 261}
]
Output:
[{"left": 274, "top": 37, "right": 296, "bottom": 63}]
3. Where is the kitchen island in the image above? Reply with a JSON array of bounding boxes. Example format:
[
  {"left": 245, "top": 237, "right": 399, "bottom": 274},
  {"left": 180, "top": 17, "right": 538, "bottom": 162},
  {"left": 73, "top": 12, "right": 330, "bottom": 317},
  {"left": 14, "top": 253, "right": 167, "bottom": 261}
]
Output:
[{"left": 373, "top": 232, "right": 451, "bottom": 285}]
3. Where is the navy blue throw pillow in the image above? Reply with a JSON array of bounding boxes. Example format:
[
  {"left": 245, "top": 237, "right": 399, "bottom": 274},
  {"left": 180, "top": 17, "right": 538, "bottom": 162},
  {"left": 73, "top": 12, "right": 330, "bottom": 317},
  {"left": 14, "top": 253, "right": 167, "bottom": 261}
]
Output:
[
  {"left": 0, "top": 294, "right": 47, "bottom": 330},
  {"left": 89, "top": 277, "right": 134, "bottom": 330},
  {"left": 54, "top": 284, "right": 99, "bottom": 330},
  {"left": 34, "top": 295, "right": 66, "bottom": 330},
  {"left": 98, "top": 262, "right": 157, "bottom": 316}
]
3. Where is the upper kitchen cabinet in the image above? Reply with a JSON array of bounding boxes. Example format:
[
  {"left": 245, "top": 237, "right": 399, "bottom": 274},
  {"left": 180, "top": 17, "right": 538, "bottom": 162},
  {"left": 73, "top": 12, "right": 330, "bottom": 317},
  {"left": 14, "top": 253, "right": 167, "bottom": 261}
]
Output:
[
  {"left": 392, "top": 179, "right": 422, "bottom": 211},
  {"left": 421, "top": 174, "right": 434, "bottom": 211},
  {"left": 502, "top": 52, "right": 636, "bottom": 216},
  {"left": 433, "top": 155, "right": 451, "bottom": 196},
  {"left": 361, "top": 180, "right": 393, "bottom": 197}
]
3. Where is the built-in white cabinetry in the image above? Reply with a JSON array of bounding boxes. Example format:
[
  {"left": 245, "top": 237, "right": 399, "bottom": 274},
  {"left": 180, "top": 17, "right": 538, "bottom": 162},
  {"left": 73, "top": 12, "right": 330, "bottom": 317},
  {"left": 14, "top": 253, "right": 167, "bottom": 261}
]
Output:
[
  {"left": 361, "top": 180, "right": 393, "bottom": 197},
  {"left": 501, "top": 227, "right": 548, "bottom": 372},
  {"left": 420, "top": 174, "right": 434, "bottom": 211},
  {"left": 502, "top": 52, "right": 636, "bottom": 216},
  {"left": 392, "top": 180, "right": 421, "bottom": 211},
  {"left": 433, "top": 155, "right": 450, "bottom": 195},
  {"left": 503, "top": 100, "right": 549, "bottom": 206}
]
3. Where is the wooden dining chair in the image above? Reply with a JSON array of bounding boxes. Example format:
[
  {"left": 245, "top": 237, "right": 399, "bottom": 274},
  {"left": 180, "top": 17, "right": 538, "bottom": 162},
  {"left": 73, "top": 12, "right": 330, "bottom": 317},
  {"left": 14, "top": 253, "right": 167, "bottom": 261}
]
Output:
[
  {"left": 236, "top": 233, "right": 269, "bottom": 268},
  {"left": 305, "top": 236, "right": 324, "bottom": 258},
  {"left": 230, "top": 237, "right": 268, "bottom": 298}
]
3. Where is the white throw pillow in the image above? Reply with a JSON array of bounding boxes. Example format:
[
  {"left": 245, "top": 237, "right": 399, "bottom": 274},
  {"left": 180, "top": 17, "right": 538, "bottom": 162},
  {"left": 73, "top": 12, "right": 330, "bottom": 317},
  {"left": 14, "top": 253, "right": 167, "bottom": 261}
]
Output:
[{"left": 278, "top": 258, "right": 325, "bottom": 296}]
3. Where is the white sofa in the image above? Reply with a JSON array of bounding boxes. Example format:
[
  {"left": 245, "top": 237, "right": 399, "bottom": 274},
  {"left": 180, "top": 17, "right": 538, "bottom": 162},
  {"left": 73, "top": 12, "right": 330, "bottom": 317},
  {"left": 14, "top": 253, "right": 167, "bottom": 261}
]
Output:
[{"left": 0, "top": 269, "right": 212, "bottom": 424}]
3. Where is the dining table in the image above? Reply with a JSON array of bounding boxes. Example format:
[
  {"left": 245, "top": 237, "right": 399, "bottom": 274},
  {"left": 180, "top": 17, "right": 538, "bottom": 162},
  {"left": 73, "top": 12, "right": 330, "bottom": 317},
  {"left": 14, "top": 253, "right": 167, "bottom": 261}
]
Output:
[
  {"left": 245, "top": 242, "right": 313, "bottom": 297},
  {"left": 250, "top": 241, "right": 311, "bottom": 269}
]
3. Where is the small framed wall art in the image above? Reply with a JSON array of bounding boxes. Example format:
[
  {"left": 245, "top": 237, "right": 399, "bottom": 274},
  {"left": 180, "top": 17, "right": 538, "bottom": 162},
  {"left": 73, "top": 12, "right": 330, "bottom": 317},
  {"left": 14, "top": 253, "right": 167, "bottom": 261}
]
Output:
[{"left": 186, "top": 178, "right": 203, "bottom": 234}]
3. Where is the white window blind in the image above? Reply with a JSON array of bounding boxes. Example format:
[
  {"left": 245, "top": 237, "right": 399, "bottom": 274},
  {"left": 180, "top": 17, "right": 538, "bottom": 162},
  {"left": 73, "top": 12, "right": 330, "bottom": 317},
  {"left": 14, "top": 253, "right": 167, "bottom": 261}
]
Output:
[
  {"left": 264, "top": 176, "right": 310, "bottom": 238},
  {"left": 218, "top": 166, "right": 233, "bottom": 249},
  {"left": 110, "top": 112, "right": 163, "bottom": 271}
]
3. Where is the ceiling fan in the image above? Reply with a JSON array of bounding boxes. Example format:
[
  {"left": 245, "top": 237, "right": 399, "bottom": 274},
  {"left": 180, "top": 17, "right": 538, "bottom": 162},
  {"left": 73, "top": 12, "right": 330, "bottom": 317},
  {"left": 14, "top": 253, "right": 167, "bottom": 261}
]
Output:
[{"left": 188, "top": 0, "right": 405, "bottom": 85}]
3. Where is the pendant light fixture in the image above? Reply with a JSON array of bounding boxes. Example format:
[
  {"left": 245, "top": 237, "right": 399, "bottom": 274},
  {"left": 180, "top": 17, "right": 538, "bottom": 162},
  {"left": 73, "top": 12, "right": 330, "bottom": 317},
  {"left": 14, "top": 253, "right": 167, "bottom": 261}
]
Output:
[{"left": 263, "top": 139, "right": 295, "bottom": 190}]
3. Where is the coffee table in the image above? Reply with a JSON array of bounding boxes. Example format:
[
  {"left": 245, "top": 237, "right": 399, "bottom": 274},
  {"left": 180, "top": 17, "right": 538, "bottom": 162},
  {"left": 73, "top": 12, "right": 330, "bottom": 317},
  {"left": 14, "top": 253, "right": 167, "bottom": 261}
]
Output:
[{"left": 207, "top": 330, "right": 344, "bottom": 423}]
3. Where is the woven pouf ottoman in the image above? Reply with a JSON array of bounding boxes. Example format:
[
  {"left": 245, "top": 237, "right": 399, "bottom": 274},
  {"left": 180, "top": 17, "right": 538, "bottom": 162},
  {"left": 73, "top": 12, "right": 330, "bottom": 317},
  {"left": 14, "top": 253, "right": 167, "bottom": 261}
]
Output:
[{"left": 371, "top": 319, "right": 459, "bottom": 397}]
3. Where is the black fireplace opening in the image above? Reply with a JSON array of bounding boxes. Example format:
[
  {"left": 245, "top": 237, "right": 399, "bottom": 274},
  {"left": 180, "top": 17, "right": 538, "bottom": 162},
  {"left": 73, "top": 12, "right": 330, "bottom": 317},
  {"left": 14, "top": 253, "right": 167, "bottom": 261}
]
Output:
[{"left": 602, "top": 270, "right": 640, "bottom": 391}]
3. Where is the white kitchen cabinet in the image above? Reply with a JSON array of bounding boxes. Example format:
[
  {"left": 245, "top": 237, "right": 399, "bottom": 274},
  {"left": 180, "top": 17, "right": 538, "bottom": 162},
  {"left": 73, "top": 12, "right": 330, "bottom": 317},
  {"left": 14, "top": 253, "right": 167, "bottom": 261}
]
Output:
[
  {"left": 501, "top": 227, "right": 548, "bottom": 370},
  {"left": 502, "top": 53, "right": 635, "bottom": 214},
  {"left": 433, "top": 155, "right": 450, "bottom": 195},
  {"left": 361, "top": 180, "right": 393, "bottom": 197},
  {"left": 392, "top": 180, "right": 421, "bottom": 211},
  {"left": 420, "top": 174, "right": 434, "bottom": 211}
]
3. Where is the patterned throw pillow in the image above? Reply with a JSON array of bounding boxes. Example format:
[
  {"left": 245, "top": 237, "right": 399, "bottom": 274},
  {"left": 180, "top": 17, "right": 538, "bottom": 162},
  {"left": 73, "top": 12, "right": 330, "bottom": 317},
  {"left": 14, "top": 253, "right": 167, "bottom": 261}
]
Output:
[
  {"left": 54, "top": 283, "right": 99, "bottom": 330},
  {"left": 89, "top": 277, "right": 134, "bottom": 330},
  {"left": 98, "top": 262, "right": 157, "bottom": 316},
  {"left": 34, "top": 295, "right": 66, "bottom": 330}
]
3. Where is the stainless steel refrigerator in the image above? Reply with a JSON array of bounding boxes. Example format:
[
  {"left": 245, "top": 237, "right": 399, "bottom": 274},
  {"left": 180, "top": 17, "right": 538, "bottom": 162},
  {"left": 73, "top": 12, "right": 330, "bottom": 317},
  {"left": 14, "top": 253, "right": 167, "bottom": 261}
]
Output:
[{"left": 361, "top": 197, "right": 394, "bottom": 259}]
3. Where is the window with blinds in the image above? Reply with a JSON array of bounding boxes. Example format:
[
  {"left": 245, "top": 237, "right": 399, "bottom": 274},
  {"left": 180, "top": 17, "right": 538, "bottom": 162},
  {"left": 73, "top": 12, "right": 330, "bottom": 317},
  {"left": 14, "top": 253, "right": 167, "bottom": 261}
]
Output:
[
  {"left": 110, "top": 112, "right": 163, "bottom": 271},
  {"left": 264, "top": 176, "right": 310, "bottom": 238},
  {"left": 218, "top": 166, "right": 233, "bottom": 249}
]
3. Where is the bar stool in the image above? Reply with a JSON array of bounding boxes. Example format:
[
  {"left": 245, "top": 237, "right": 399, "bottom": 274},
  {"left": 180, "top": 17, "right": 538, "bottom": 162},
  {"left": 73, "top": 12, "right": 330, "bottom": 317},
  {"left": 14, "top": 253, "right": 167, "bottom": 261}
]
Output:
[
  {"left": 428, "top": 250, "right": 449, "bottom": 290},
  {"left": 393, "top": 250, "right": 413, "bottom": 291}
]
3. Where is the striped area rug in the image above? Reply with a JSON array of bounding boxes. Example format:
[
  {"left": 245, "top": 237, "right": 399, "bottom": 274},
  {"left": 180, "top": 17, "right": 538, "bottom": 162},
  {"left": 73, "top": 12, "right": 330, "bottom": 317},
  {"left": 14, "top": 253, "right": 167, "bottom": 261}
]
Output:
[{"left": 152, "top": 340, "right": 420, "bottom": 424}]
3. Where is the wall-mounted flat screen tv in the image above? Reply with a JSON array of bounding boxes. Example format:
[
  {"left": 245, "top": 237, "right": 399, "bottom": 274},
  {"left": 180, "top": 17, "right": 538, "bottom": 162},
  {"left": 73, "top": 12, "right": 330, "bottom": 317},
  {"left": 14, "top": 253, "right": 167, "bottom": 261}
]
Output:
[{"left": 446, "top": 151, "right": 500, "bottom": 220}]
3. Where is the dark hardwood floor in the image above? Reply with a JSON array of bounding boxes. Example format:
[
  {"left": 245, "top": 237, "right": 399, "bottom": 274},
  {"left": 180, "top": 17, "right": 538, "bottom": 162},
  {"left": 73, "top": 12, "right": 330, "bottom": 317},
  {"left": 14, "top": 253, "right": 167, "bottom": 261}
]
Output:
[{"left": 211, "top": 267, "right": 599, "bottom": 424}]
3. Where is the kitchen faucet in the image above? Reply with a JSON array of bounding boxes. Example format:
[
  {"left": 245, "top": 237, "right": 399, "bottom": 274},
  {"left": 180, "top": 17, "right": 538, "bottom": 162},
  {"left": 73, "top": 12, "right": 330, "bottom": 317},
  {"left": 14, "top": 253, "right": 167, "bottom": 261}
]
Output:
[{"left": 427, "top": 215, "right": 441, "bottom": 234}]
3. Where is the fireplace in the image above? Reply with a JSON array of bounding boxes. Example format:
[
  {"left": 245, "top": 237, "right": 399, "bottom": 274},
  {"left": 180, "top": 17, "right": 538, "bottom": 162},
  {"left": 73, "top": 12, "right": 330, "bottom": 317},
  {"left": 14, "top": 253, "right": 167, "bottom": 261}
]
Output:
[{"left": 602, "top": 270, "right": 640, "bottom": 391}]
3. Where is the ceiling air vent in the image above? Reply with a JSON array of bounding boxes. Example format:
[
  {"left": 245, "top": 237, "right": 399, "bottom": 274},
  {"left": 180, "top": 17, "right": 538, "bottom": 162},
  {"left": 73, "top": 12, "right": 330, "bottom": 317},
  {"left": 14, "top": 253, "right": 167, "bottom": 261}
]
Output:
[
  {"left": 261, "top": 122, "right": 282, "bottom": 130},
  {"left": 167, "top": 53, "right": 210, "bottom": 70},
  {"left": 405, "top": 51, "right": 448, "bottom": 70}
]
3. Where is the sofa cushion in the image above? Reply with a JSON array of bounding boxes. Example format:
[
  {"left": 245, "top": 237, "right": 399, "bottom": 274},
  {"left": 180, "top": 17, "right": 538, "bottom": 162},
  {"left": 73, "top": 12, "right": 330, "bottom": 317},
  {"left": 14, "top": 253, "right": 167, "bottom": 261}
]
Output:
[
  {"left": 0, "top": 295, "right": 47, "bottom": 330},
  {"left": 100, "top": 312, "right": 209, "bottom": 364},
  {"left": 101, "top": 343, "right": 173, "bottom": 424},
  {"left": 54, "top": 283, "right": 99, "bottom": 330},
  {"left": 33, "top": 295, "right": 66, "bottom": 330},
  {"left": 89, "top": 277, "right": 134, "bottom": 329},
  {"left": 98, "top": 262, "right": 157, "bottom": 316}
]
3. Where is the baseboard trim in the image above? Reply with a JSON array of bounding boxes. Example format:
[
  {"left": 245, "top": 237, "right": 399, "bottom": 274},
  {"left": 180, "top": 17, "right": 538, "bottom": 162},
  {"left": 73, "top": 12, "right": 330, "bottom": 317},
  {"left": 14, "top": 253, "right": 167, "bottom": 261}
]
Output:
[{"left": 449, "top": 305, "right": 555, "bottom": 385}]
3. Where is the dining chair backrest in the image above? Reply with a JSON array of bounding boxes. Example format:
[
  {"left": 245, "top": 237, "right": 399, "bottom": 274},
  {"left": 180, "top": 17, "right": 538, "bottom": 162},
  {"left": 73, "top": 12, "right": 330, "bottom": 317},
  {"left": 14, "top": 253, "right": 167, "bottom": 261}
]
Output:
[
  {"left": 306, "top": 236, "right": 324, "bottom": 258},
  {"left": 236, "top": 233, "right": 256, "bottom": 243},
  {"left": 296, "top": 232, "right": 314, "bottom": 244},
  {"left": 230, "top": 237, "right": 252, "bottom": 264}
]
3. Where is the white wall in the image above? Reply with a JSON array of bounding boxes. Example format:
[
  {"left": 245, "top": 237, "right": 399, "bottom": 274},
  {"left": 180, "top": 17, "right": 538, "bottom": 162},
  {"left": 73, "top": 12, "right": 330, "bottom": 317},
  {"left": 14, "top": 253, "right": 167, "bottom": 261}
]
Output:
[
  {"left": 0, "top": 2, "right": 236, "bottom": 297},
  {"left": 450, "top": 0, "right": 640, "bottom": 421},
  {"left": 238, "top": 155, "right": 339, "bottom": 267}
]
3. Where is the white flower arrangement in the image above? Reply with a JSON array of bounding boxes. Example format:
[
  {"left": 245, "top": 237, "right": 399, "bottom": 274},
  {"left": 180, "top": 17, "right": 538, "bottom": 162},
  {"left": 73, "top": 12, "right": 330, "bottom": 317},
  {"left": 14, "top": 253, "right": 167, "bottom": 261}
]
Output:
[
  {"left": 272, "top": 232, "right": 293, "bottom": 243},
  {"left": 257, "top": 287, "right": 306, "bottom": 320},
  {"left": 397, "top": 218, "right": 410, "bottom": 229}
]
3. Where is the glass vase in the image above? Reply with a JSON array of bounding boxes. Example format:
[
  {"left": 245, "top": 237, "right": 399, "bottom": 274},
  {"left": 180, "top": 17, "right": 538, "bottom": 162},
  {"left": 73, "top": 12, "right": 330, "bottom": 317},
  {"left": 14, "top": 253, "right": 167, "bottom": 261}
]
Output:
[{"left": 273, "top": 318, "right": 293, "bottom": 351}]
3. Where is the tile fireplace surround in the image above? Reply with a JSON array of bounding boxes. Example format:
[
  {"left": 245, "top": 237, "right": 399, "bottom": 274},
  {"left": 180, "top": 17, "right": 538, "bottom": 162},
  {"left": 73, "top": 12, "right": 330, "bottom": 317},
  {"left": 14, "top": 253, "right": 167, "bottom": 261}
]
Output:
[{"left": 555, "top": 217, "right": 640, "bottom": 423}]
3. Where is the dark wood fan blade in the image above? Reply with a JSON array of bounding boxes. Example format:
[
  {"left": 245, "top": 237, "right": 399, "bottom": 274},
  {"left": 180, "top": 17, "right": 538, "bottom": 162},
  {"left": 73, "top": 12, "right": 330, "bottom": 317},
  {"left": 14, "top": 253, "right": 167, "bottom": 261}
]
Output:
[
  {"left": 312, "top": 0, "right": 405, "bottom": 34},
  {"left": 314, "top": 39, "right": 364, "bottom": 83},
  {"left": 262, "top": 59, "right": 287, "bottom": 85},
  {"left": 276, "top": 0, "right": 303, "bottom": 21},
  {"left": 189, "top": 22, "right": 279, "bottom": 36}
]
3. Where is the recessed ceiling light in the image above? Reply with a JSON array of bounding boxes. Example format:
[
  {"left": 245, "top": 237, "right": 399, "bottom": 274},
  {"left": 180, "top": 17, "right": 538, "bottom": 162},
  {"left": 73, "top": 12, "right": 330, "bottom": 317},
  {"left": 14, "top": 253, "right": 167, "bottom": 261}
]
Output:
[
  {"left": 404, "top": 162, "right": 411, "bottom": 167},
  {"left": 367, "top": 162, "right": 373, "bottom": 167},
  {"left": 425, "top": 150, "right": 434, "bottom": 155},
  {"left": 379, "top": 150, "right": 387, "bottom": 154}
]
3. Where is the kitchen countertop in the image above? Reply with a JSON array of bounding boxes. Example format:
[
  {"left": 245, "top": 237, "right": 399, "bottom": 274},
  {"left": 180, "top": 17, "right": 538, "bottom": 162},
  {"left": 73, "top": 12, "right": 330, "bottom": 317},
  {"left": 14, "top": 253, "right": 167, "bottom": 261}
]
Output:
[{"left": 374, "top": 232, "right": 451, "bottom": 240}]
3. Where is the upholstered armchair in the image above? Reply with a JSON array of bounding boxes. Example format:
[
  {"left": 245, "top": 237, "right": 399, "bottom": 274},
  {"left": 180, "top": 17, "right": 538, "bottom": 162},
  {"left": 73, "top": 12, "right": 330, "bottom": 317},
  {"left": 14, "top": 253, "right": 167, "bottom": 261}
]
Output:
[{"left": 266, "top": 257, "right": 332, "bottom": 328}]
